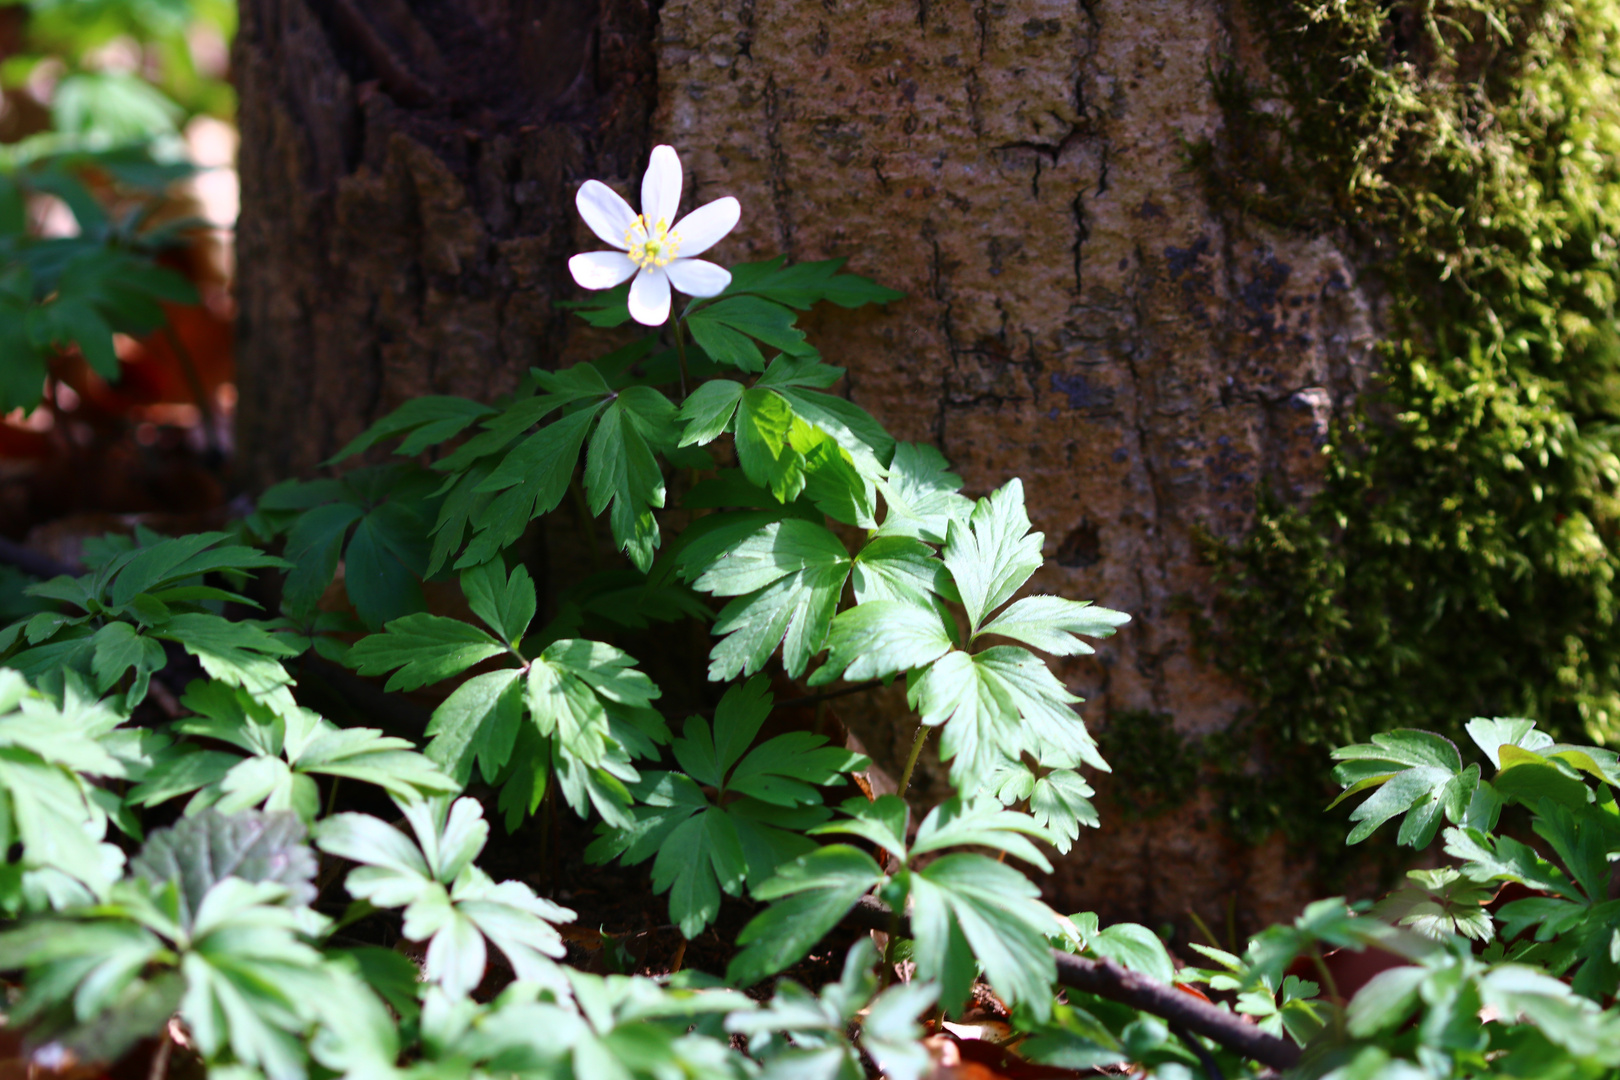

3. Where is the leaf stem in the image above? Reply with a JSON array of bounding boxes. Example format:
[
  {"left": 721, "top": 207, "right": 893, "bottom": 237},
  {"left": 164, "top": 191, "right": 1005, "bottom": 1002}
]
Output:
[
  {"left": 1308, "top": 946, "right": 1346, "bottom": 1038},
  {"left": 671, "top": 317, "right": 692, "bottom": 401},
  {"left": 897, "top": 723, "right": 931, "bottom": 799}
]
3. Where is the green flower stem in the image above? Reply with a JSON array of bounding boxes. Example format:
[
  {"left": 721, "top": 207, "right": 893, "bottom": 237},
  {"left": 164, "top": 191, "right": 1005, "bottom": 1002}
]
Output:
[
  {"left": 671, "top": 316, "right": 692, "bottom": 401},
  {"left": 897, "top": 723, "right": 931, "bottom": 799}
]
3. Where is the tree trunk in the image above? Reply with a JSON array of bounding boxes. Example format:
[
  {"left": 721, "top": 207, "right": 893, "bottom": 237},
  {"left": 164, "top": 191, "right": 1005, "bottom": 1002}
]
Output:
[{"left": 235, "top": 0, "right": 1377, "bottom": 931}]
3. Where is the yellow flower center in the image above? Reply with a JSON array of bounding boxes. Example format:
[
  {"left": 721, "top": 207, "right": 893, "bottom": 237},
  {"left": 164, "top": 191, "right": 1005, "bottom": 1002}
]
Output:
[{"left": 625, "top": 215, "right": 680, "bottom": 269}]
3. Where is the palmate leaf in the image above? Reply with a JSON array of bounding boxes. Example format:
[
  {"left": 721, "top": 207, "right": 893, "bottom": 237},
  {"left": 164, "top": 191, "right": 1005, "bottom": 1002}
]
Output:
[
  {"left": 585, "top": 386, "right": 680, "bottom": 572},
  {"left": 0, "top": 670, "right": 129, "bottom": 902},
  {"left": 734, "top": 386, "right": 802, "bottom": 501},
  {"left": 316, "top": 797, "right": 575, "bottom": 998},
  {"left": 157, "top": 612, "right": 302, "bottom": 714},
  {"left": 261, "top": 466, "right": 439, "bottom": 628},
  {"left": 425, "top": 638, "right": 664, "bottom": 827},
  {"left": 345, "top": 565, "right": 664, "bottom": 828},
  {"left": 587, "top": 678, "right": 866, "bottom": 936},
  {"left": 908, "top": 853, "right": 1059, "bottom": 1019},
  {"left": 1373, "top": 867, "right": 1496, "bottom": 942},
  {"left": 462, "top": 403, "right": 605, "bottom": 569},
  {"left": 691, "top": 518, "right": 852, "bottom": 679},
  {"left": 909, "top": 645, "right": 1109, "bottom": 788},
  {"left": 876, "top": 443, "right": 973, "bottom": 545},
  {"left": 978, "top": 596, "right": 1132, "bottom": 656},
  {"left": 0, "top": 802, "right": 341, "bottom": 1080},
  {"left": 718, "top": 255, "right": 905, "bottom": 312},
  {"left": 130, "top": 681, "right": 454, "bottom": 822},
  {"left": 676, "top": 356, "right": 892, "bottom": 506},
  {"left": 128, "top": 808, "right": 317, "bottom": 933},
  {"left": 909, "top": 797, "right": 1054, "bottom": 872},
  {"left": 1, "top": 532, "right": 296, "bottom": 710},
  {"left": 328, "top": 396, "right": 497, "bottom": 463},
  {"left": 727, "top": 845, "right": 887, "bottom": 987},
  {"left": 944, "top": 479, "right": 1044, "bottom": 633},
  {"left": 346, "top": 612, "right": 509, "bottom": 692},
  {"left": 727, "top": 939, "right": 935, "bottom": 1080},
  {"left": 810, "top": 596, "right": 955, "bottom": 686},
  {"left": 1054, "top": 915, "right": 1178, "bottom": 985},
  {"left": 686, "top": 295, "right": 814, "bottom": 373},
  {"left": 1329, "top": 729, "right": 1482, "bottom": 846}
]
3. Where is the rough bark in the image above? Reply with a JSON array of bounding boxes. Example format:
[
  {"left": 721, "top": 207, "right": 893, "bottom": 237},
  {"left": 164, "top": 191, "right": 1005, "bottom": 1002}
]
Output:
[{"left": 235, "top": 0, "right": 1378, "bottom": 932}]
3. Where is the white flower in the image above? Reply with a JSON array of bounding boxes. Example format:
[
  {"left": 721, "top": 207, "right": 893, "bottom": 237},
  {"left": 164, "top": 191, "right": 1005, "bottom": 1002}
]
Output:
[{"left": 567, "top": 145, "right": 740, "bottom": 326}]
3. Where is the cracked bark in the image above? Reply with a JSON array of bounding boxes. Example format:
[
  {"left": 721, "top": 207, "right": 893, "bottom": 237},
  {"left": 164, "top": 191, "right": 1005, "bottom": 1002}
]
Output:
[{"left": 235, "top": 0, "right": 1378, "bottom": 933}]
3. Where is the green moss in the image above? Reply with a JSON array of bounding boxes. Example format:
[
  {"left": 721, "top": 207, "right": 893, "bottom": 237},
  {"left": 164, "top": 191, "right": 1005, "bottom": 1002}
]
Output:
[
  {"left": 1096, "top": 709, "right": 1203, "bottom": 817},
  {"left": 1197, "top": 0, "right": 1620, "bottom": 844}
]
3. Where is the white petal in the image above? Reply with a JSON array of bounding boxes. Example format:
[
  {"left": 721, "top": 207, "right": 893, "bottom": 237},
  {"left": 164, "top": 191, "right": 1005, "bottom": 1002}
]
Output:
[
  {"left": 627, "top": 268, "right": 672, "bottom": 326},
  {"left": 569, "top": 250, "right": 638, "bottom": 290},
  {"left": 672, "top": 197, "right": 740, "bottom": 257},
  {"left": 576, "top": 180, "right": 636, "bottom": 250},
  {"left": 665, "top": 258, "right": 732, "bottom": 298},
  {"left": 641, "top": 145, "right": 683, "bottom": 229}
]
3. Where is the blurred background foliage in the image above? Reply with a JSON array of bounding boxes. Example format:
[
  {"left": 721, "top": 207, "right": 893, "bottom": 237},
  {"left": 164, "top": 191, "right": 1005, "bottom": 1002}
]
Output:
[{"left": 0, "top": 0, "right": 238, "bottom": 581}]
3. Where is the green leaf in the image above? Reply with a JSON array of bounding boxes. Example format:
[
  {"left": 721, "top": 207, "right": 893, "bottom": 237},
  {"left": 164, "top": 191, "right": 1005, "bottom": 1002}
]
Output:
[
  {"left": 910, "top": 798, "right": 1053, "bottom": 872},
  {"left": 345, "top": 502, "right": 431, "bottom": 628},
  {"left": 460, "top": 560, "right": 537, "bottom": 646},
  {"left": 1465, "top": 717, "right": 1555, "bottom": 767},
  {"left": 810, "top": 598, "right": 955, "bottom": 686},
  {"left": 1330, "top": 731, "right": 1473, "bottom": 847},
  {"left": 687, "top": 295, "right": 812, "bottom": 373},
  {"left": 1088, "top": 924, "right": 1176, "bottom": 984},
  {"left": 976, "top": 596, "right": 1130, "bottom": 655},
  {"left": 693, "top": 520, "right": 851, "bottom": 680},
  {"left": 653, "top": 807, "right": 747, "bottom": 938},
  {"left": 876, "top": 443, "right": 974, "bottom": 545},
  {"left": 425, "top": 669, "right": 526, "bottom": 785},
  {"left": 156, "top": 613, "right": 300, "bottom": 709},
  {"left": 728, "top": 845, "right": 886, "bottom": 986},
  {"left": 585, "top": 388, "right": 678, "bottom": 572},
  {"left": 280, "top": 502, "right": 364, "bottom": 614},
  {"left": 317, "top": 797, "right": 575, "bottom": 998},
  {"left": 734, "top": 387, "right": 803, "bottom": 502},
  {"left": 1025, "top": 769, "right": 1098, "bottom": 854},
  {"left": 1346, "top": 966, "right": 1429, "bottom": 1037},
  {"left": 850, "top": 536, "right": 954, "bottom": 606},
  {"left": 794, "top": 424, "right": 878, "bottom": 527},
  {"left": 719, "top": 256, "right": 904, "bottom": 310},
  {"left": 810, "top": 795, "right": 911, "bottom": 864},
  {"left": 673, "top": 676, "right": 773, "bottom": 787},
  {"left": 89, "top": 621, "right": 165, "bottom": 703},
  {"left": 129, "top": 808, "right": 317, "bottom": 933},
  {"left": 1444, "top": 826, "right": 1580, "bottom": 899},
  {"left": 1373, "top": 868, "right": 1496, "bottom": 941},
  {"left": 677, "top": 379, "right": 745, "bottom": 447},
  {"left": 909, "top": 853, "right": 1058, "bottom": 1019},
  {"left": 346, "top": 613, "right": 508, "bottom": 692},
  {"left": 777, "top": 388, "right": 893, "bottom": 480},
  {"left": 911, "top": 646, "right": 1107, "bottom": 787},
  {"left": 463, "top": 403, "right": 605, "bottom": 569},
  {"left": 329, "top": 396, "right": 497, "bottom": 463},
  {"left": 942, "top": 479, "right": 1043, "bottom": 633}
]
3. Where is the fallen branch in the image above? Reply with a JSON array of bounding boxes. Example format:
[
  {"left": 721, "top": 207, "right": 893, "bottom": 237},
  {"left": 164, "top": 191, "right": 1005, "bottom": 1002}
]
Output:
[{"left": 845, "top": 895, "right": 1301, "bottom": 1072}]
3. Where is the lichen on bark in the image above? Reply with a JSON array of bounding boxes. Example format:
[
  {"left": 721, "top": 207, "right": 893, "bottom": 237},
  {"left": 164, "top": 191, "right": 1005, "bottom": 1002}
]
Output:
[{"left": 1205, "top": 0, "right": 1620, "bottom": 848}]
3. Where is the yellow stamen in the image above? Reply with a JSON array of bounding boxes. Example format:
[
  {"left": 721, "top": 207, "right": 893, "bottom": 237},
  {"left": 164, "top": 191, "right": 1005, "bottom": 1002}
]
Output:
[{"left": 625, "top": 214, "right": 681, "bottom": 269}]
